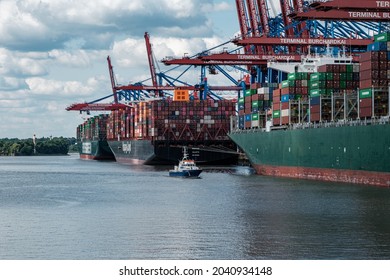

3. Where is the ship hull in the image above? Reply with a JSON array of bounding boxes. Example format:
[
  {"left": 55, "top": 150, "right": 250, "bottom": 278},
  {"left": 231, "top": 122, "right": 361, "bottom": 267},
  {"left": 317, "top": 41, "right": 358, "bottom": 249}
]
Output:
[
  {"left": 78, "top": 140, "right": 115, "bottom": 160},
  {"left": 229, "top": 123, "right": 390, "bottom": 187},
  {"left": 107, "top": 140, "right": 238, "bottom": 165},
  {"left": 169, "top": 170, "right": 203, "bottom": 178}
]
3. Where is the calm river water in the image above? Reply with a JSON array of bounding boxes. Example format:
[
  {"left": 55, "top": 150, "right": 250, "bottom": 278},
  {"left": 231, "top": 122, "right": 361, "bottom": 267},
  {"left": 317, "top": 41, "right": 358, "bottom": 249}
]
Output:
[{"left": 0, "top": 154, "right": 389, "bottom": 260}]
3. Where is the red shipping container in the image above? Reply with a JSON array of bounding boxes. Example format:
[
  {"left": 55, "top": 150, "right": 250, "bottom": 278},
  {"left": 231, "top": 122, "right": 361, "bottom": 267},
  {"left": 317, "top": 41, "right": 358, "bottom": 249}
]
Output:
[
  {"left": 282, "top": 102, "right": 289, "bottom": 110},
  {"left": 310, "top": 113, "right": 320, "bottom": 122},
  {"left": 360, "top": 107, "right": 372, "bottom": 117},
  {"left": 310, "top": 105, "right": 321, "bottom": 114},
  {"left": 273, "top": 102, "right": 281, "bottom": 111},
  {"left": 360, "top": 79, "right": 372, "bottom": 89},
  {"left": 273, "top": 118, "right": 281, "bottom": 126},
  {"left": 281, "top": 116, "right": 289, "bottom": 125},
  {"left": 360, "top": 98, "right": 372, "bottom": 108},
  {"left": 281, "top": 87, "right": 290, "bottom": 95},
  {"left": 360, "top": 51, "right": 379, "bottom": 62},
  {"left": 318, "top": 65, "right": 327, "bottom": 73}
]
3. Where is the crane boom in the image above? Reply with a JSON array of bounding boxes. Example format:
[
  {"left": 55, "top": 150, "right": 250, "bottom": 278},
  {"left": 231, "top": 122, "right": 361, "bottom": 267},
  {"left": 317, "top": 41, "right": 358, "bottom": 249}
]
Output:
[
  {"left": 144, "top": 32, "right": 158, "bottom": 90},
  {"left": 107, "top": 56, "right": 119, "bottom": 104}
]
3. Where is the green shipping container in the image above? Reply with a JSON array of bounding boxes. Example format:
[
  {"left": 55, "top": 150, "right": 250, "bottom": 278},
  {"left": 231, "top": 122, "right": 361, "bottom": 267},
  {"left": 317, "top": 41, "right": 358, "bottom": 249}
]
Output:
[
  {"left": 245, "top": 90, "right": 252, "bottom": 97},
  {"left": 310, "top": 89, "right": 327, "bottom": 97},
  {"left": 281, "top": 80, "right": 290, "bottom": 88},
  {"left": 239, "top": 97, "right": 245, "bottom": 104},
  {"left": 310, "top": 72, "right": 327, "bottom": 81},
  {"left": 326, "top": 73, "right": 334, "bottom": 80},
  {"left": 273, "top": 110, "right": 280, "bottom": 118},
  {"left": 252, "top": 113, "right": 259, "bottom": 121},
  {"left": 288, "top": 72, "right": 308, "bottom": 81},
  {"left": 359, "top": 88, "right": 373, "bottom": 99},
  {"left": 346, "top": 65, "right": 353, "bottom": 73},
  {"left": 374, "top": 32, "right": 390, "bottom": 42},
  {"left": 252, "top": 101, "right": 259, "bottom": 107},
  {"left": 310, "top": 81, "right": 326, "bottom": 89},
  {"left": 327, "top": 89, "right": 334, "bottom": 95}
]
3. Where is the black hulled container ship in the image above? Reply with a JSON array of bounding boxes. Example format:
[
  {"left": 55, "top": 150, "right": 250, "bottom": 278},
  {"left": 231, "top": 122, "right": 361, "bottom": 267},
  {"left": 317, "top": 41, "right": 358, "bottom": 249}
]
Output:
[
  {"left": 106, "top": 99, "right": 238, "bottom": 165},
  {"left": 79, "top": 98, "right": 238, "bottom": 165}
]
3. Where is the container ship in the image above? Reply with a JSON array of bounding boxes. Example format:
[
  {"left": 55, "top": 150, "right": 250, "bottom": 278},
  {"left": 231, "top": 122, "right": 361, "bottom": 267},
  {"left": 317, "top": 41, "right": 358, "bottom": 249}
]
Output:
[
  {"left": 77, "top": 114, "right": 115, "bottom": 160},
  {"left": 229, "top": 33, "right": 390, "bottom": 187},
  {"left": 78, "top": 98, "right": 238, "bottom": 165}
]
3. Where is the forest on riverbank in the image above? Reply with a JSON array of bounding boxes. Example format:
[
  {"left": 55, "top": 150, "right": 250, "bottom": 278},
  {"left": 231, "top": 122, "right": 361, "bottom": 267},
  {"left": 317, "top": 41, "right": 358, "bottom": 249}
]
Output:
[{"left": 0, "top": 137, "right": 77, "bottom": 156}]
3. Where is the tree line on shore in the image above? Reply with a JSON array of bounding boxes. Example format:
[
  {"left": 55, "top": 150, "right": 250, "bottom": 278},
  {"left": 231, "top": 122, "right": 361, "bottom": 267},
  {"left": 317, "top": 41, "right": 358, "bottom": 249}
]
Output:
[{"left": 0, "top": 137, "right": 77, "bottom": 156}]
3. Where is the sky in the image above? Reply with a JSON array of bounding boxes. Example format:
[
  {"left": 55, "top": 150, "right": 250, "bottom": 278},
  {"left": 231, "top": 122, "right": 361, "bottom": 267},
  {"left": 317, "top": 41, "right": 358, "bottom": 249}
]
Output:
[{"left": 0, "top": 0, "right": 240, "bottom": 139}]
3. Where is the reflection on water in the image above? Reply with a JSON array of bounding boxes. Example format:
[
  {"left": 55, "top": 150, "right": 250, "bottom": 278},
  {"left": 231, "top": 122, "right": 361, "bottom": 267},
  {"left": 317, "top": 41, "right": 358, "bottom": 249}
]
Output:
[{"left": 0, "top": 155, "right": 389, "bottom": 259}]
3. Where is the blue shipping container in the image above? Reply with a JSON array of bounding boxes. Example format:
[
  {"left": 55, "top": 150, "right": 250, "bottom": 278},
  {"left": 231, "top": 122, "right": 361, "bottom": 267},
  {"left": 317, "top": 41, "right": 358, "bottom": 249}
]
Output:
[
  {"left": 367, "top": 42, "right": 387, "bottom": 51},
  {"left": 310, "top": 96, "right": 321, "bottom": 105},
  {"left": 281, "top": 94, "right": 290, "bottom": 102},
  {"left": 245, "top": 114, "right": 251, "bottom": 122}
]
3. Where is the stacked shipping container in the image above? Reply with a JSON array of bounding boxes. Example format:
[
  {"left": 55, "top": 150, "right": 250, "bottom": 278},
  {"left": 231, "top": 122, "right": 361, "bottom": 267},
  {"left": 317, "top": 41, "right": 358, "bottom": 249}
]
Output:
[
  {"left": 273, "top": 73, "right": 310, "bottom": 125},
  {"left": 106, "top": 99, "right": 235, "bottom": 142},
  {"left": 309, "top": 64, "right": 360, "bottom": 122},
  {"left": 77, "top": 114, "right": 109, "bottom": 141},
  {"left": 238, "top": 84, "right": 276, "bottom": 129},
  {"left": 359, "top": 32, "right": 390, "bottom": 118},
  {"left": 269, "top": 32, "right": 390, "bottom": 126}
]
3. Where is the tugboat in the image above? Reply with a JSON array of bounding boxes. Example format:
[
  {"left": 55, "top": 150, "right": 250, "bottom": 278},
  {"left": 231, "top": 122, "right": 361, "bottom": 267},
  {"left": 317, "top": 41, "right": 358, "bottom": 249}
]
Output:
[{"left": 169, "top": 147, "right": 203, "bottom": 178}]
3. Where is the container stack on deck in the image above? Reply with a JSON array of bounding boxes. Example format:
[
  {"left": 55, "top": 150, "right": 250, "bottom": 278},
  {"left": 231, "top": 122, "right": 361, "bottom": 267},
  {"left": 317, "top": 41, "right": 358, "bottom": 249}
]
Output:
[
  {"left": 359, "top": 32, "right": 390, "bottom": 118},
  {"left": 309, "top": 64, "right": 360, "bottom": 122},
  {"left": 77, "top": 114, "right": 109, "bottom": 141},
  {"left": 266, "top": 32, "right": 390, "bottom": 127},
  {"left": 273, "top": 73, "right": 310, "bottom": 126},
  {"left": 105, "top": 99, "right": 235, "bottom": 142},
  {"left": 238, "top": 83, "right": 277, "bottom": 129}
]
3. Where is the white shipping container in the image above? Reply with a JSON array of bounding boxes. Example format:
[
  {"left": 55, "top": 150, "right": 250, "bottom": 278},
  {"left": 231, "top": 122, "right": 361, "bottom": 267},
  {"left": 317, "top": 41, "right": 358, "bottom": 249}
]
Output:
[
  {"left": 258, "top": 87, "right": 270, "bottom": 94},
  {"left": 281, "top": 109, "right": 290, "bottom": 117},
  {"left": 302, "top": 80, "right": 308, "bottom": 87},
  {"left": 264, "top": 93, "right": 270, "bottom": 101},
  {"left": 251, "top": 120, "right": 260, "bottom": 127},
  {"left": 353, "top": 64, "right": 360, "bottom": 72}
]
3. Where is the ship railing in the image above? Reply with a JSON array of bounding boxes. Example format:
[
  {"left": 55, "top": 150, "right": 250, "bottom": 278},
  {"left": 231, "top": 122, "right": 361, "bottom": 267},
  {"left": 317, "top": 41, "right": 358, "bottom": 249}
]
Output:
[
  {"left": 231, "top": 115, "right": 390, "bottom": 134},
  {"left": 289, "top": 117, "right": 390, "bottom": 131}
]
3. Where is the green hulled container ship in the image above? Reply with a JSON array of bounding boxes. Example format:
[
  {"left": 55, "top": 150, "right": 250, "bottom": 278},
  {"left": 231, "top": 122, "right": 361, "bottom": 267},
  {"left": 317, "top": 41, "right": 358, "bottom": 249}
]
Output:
[
  {"left": 77, "top": 115, "right": 115, "bottom": 160},
  {"left": 230, "top": 33, "right": 390, "bottom": 187},
  {"left": 229, "top": 120, "right": 390, "bottom": 187}
]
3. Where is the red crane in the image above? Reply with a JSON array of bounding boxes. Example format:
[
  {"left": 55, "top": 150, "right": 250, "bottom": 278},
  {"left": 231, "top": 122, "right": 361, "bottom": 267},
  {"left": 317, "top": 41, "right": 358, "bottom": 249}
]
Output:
[
  {"left": 107, "top": 55, "right": 119, "bottom": 104},
  {"left": 144, "top": 32, "right": 159, "bottom": 96},
  {"left": 235, "top": 0, "right": 252, "bottom": 54}
]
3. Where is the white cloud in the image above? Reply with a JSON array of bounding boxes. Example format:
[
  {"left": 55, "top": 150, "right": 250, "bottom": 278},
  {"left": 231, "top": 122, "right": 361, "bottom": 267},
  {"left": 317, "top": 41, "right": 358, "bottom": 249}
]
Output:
[
  {"left": 48, "top": 49, "right": 92, "bottom": 68},
  {"left": 0, "top": 77, "right": 29, "bottom": 91},
  {"left": 0, "top": 48, "right": 47, "bottom": 77},
  {"left": 25, "top": 77, "right": 106, "bottom": 98}
]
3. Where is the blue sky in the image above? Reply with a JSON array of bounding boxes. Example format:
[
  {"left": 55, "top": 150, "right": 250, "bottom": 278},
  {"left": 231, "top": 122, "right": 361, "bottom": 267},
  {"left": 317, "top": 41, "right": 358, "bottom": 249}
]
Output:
[{"left": 0, "top": 0, "right": 240, "bottom": 138}]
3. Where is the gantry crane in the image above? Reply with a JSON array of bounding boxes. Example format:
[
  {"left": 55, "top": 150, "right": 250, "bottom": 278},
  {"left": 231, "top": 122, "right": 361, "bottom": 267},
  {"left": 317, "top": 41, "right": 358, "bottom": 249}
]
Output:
[{"left": 290, "top": 0, "right": 390, "bottom": 21}]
